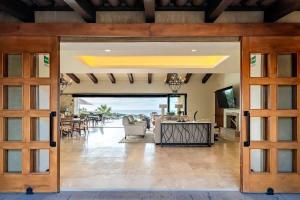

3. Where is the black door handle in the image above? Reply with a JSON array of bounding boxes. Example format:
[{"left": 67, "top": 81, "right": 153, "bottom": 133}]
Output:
[
  {"left": 243, "top": 111, "right": 250, "bottom": 147},
  {"left": 50, "top": 111, "right": 56, "bottom": 147}
]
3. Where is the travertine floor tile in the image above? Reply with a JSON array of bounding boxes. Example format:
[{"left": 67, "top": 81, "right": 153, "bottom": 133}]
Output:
[{"left": 61, "top": 127, "right": 240, "bottom": 190}]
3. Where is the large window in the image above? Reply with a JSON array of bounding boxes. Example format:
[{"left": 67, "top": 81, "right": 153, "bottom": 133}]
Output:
[
  {"left": 73, "top": 94, "right": 187, "bottom": 117},
  {"left": 77, "top": 96, "right": 167, "bottom": 117},
  {"left": 168, "top": 94, "right": 187, "bottom": 115}
]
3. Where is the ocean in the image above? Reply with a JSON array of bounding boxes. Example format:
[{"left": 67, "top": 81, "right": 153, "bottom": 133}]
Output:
[{"left": 112, "top": 110, "right": 161, "bottom": 117}]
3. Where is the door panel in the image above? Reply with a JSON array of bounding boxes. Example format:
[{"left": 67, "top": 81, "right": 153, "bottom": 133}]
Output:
[
  {"left": 241, "top": 37, "right": 300, "bottom": 193},
  {"left": 0, "top": 36, "right": 59, "bottom": 192}
]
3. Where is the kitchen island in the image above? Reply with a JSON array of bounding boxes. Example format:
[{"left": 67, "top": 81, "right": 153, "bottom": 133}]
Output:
[{"left": 160, "top": 121, "right": 212, "bottom": 146}]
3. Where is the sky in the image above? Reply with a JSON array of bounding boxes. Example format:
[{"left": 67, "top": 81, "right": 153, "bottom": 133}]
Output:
[{"left": 78, "top": 97, "right": 168, "bottom": 112}]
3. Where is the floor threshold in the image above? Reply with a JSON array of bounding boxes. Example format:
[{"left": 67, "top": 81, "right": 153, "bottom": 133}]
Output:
[
  {"left": 60, "top": 188, "right": 240, "bottom": 192},
  {"left": 1, "top": 191, "right": 299, "bottom": 200}
]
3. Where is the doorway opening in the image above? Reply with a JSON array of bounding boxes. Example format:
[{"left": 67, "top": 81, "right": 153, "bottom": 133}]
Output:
[{"left": 59, "top": 40, "right": 241, "bottom": 190}]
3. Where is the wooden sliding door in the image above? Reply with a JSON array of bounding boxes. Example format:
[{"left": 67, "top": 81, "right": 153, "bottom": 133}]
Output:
[
  {"left": 0, "top": 36, "right": 59, "bottom": 192},
  {"left": 241, "top": 37, "right": 300, "bottom": 193}
]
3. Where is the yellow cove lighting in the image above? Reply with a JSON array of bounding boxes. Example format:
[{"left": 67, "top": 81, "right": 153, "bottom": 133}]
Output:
[{"left": 79, "top": 55, "right": 228, "bottom": 68}]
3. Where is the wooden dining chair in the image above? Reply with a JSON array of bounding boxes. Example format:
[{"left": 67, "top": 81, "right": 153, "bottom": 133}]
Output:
[
  {"left": 60, "top": 119, "right": 73, "bottom": 137},
  {"left": 72, "top": 118, "right": 89, "bottom": 136}
]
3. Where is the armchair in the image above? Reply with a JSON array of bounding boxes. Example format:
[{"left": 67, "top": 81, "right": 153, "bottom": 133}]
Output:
[
  {"left": 128, "top": 115, "right": 147, "bottom": 130},
  {"left": 122, "top": 116, "right": 146, "bottom": 139}
]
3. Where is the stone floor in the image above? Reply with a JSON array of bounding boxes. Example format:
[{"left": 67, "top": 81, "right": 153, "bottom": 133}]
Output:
[
  {"left": 0, "top": 191, "right": 300, "bottom": 200},
  {"left": 61, "top": 126, "right": 240, "bottom": 190}
]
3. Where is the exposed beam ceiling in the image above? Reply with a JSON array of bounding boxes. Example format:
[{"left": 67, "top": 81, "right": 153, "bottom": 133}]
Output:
[
  {"left": 107, "top": 73, "right": 116, "bottom": 84},
  {"left": 159, "top": 0, "right": 170, "bottom": 6},
  {"left": 205, "top": 0, "right": 235, "bottom": 23},
  {"left": 127, "top": 0, "right": 137, "bottom": 6},
  {"left": 87, "top": 73, "right": 98, "bottom": 84},
  {"left": 66, "top": 73, "right": 80, "bottom": 84},
  {"left": 90, "top": 0, "right": 104, "bottom": 6},
  {"left": 0, "top": 0, "right": 34, "bottom": 22},
  {"left": 148, "top": 73, "right": 152, "bottom": 84},
  {"left": 143, "top": 0, "right": 155, "bottom": 23},
  {"left": 63, "top": 0, "right": 95, "bottom": 22},
  {"left": 232, "top": 0, "right": 242, "bottom": 5},
  {"left": 192, "top": 0, "right": 205, "bottom": 6},
  {"left": 32, "top": 0, "right": 54, "bottom": 7},
  {"left": 245, "top": 0, "right": 259, "bottom": 6},
  {"left": 107, "top": 0, "right": 120, "bottom": 7},
  {"left": 202, "top": 73, "right": 212, "bottom": 84},
  {"left": 184, "top": 73, "right": 192, "bottom": 83},
  {"left": 264, "top": 0, "right": 300, "bottom": 22},
  {"left": 176, "top": 0, "right": 188, "bottom": 6},
  {"left": 127, "top": 73, "right": 134, "bottom": 84},
  {"left": 165, "top": 73, "right": 172, "bottom": 83}
]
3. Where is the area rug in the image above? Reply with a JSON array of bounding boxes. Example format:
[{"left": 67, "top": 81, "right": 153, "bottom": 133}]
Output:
[
  {"left": 119, "top": 133, "right": 155, "bottom": 143},
  {"left": 215, "top": 136, "right": 239, "bottom": 143}
]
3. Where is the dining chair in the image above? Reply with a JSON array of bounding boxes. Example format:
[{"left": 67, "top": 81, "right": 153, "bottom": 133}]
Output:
[{"left": 60, "top": 119, "right": 73, "bottom": 137}]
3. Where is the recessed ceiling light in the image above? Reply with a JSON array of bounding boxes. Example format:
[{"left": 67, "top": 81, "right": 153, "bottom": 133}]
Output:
[
  {"left": 191, "top": 49, "right": 197, "bottom": 52},
  {"left": 104, "top": 49, "right": 112, "bottom": 52},
  {"left": 79, "top": 55, "right": 229, "bottom": 69}
]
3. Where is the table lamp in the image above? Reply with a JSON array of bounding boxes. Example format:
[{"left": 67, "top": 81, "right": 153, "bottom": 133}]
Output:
[
  {"left": 175, "top": 104, "right": 183, "bottom": 121},
  {"left": 159, "top": 104, "right": 168, "bottom": 121}
]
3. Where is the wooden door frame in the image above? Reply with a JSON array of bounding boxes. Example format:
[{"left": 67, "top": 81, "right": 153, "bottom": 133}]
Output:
[
  {"left": 1, "top": 23, "right": 300, "bottom": 37},
  {"left": 1, "top": 23, "right": 300, "bottom": 193}
]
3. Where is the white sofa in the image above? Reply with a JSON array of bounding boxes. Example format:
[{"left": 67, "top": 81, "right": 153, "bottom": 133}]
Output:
[
  {"left": 128, "top": 115, "right": 147, "bottom": 129},
  {"left": 122, "top": 116, "right": 146, "bottom": 139},
  {"left": 153, "top": 117, "right": 214, "bottom": 144}
]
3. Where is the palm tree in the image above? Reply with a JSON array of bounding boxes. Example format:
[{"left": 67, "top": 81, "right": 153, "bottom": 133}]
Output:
[
  {"left": 96, "top": 104, "right": 112, "bottom": 116},
  {"left": 79, "top": 107, "right": 89, "bottom": 115}
]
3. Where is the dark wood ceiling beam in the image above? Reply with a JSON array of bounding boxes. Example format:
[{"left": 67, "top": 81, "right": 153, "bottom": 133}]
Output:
[
  {"left": 66, "top": 73, "right": 80, "bottom": 84},
  {"left": 192, "top": 0, "right": 205, "bottom": 6},
  {"left": 264, "top": 0, "right": 300, "bottom": 22},
  {"left": 0, "top": 0, "right": 34, "bottom": 22},
  {"left": 63, "top": 0, "right": 95, "bottom": 22},
  {"left": 87, "top": 73, "right": 98, "bottom": 84},
  {"left": 107, "top": 73, "right": 116, "bottom": 84},
  {"left": 159, "top": 0, "right": 170, "bottom": 6},
  {"left": 127, "top": 73, "right": 134, "bottom": 84},
  {"left": 126, "top": 0, "right": 137, "bottom": 6},
  {"left": 33, "top": 0, "right": 53, "bottom": 6},
  {"left": 202, "top": 73, "right": 212, "bottom": 84},
  {"left": 231, "top": 0, "right": 242, "bottom": 5},
  {"left": 244, "top": 0, "right": 259, "bottom": 6},
  {"left": 261, "top": 0, "right": 276, "bottom": 6},
  {"left": 143, "top": 0, "right": 155, "bottom": 23},
  {"left": 176, "top": 0, "right": 188, "bottom": 6},
  {"left": 148, "top": 73, "right": 152, "bottom": 84},
  {"left": 107, "top": 0, "right": 120, "bottom": 7},
  {"left": 90, "top": 0, "right": 104, "bottom": 6},
  {"left": 4, "top": 24, "right": 300, "bottom": 37},
  {"left": 184, "top": 73, "right": 192, "bottom": 83},
  {"left": 205, "top": 0, "right": 235, "bottom": 23},
  {"left": 165, "top": 73, "right": 172, "bottom": 84}
]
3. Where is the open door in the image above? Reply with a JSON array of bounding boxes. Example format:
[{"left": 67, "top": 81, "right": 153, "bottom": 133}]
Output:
[
  {"left": 241, "top": 37, "right": 300, "bottom": 193},
  {"left": 0, "top": 36, "right": 59, "bottom": 192}
]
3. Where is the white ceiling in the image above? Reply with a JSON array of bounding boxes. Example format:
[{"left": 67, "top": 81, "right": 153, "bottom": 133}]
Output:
[{"left": 60, "top": 42, "right": 240, "bottom": 73}]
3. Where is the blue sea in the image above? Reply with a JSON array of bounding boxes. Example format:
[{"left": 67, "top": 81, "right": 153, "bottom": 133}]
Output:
[{"left": 113, "top": 110, "right": 160, "bottom": 117}]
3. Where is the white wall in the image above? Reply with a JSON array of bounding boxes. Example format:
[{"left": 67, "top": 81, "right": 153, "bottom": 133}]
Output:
[{"left": 206, "top": 73, "right": 241, "bottom": 119}]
